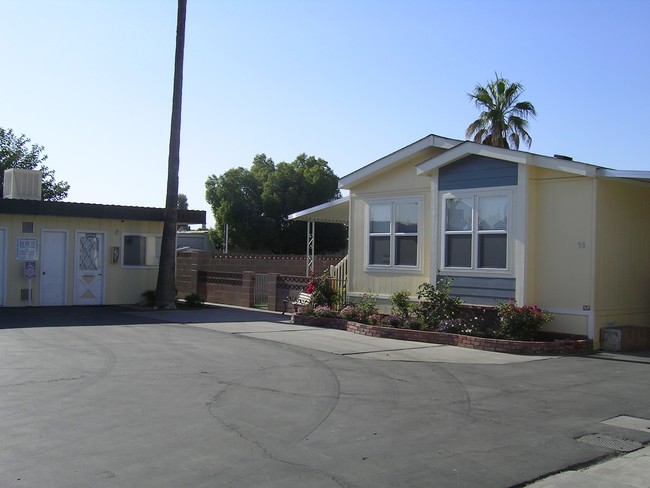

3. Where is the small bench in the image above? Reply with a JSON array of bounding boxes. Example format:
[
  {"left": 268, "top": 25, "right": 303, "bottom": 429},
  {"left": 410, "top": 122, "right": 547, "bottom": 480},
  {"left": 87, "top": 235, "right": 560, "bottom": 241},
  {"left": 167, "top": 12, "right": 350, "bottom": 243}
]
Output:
[{"left": 282, "top": 291, "right": 312, "bottom": 315}]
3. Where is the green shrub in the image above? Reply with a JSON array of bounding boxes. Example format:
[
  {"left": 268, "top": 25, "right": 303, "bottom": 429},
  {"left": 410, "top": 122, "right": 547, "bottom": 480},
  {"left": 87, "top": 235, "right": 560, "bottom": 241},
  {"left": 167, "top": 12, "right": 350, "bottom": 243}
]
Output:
[
  {"left": 184, "top": 293, "right": 204, "bottom": 308},
  {"left": 415, "top": 278, "right": 462, "bottom": 330},
  {"left": 141, "top": 290, "right": 156, "bottom": 307},
  {"left": 390, "top": 290, "right": 413, "bottom": 318}
]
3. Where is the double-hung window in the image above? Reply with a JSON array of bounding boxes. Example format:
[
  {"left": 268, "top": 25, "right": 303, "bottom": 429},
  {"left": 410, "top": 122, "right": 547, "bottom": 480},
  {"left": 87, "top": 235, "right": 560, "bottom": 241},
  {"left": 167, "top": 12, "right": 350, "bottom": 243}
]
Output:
[
  {"left": 443, "top": 192, "right": 509, "bottom": 270},
  {"left": 123, "top": 234, "right": 162, "bottom": 267},
  {"left": 368, "top": 198, "right": 421, "bottom": 269}
]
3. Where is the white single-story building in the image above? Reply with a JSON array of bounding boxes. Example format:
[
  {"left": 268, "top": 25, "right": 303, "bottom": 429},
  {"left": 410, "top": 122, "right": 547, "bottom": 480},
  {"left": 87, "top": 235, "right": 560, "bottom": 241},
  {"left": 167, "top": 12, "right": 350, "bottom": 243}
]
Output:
[{"left": 0, "top": 169, "right": 205, "bottom": 307}]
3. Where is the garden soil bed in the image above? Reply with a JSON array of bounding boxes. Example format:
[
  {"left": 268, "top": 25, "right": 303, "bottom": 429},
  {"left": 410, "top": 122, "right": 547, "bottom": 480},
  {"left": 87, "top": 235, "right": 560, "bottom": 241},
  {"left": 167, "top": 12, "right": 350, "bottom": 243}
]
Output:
[{"left": 291, "top": 314, "right": 593, "bottom": 355}]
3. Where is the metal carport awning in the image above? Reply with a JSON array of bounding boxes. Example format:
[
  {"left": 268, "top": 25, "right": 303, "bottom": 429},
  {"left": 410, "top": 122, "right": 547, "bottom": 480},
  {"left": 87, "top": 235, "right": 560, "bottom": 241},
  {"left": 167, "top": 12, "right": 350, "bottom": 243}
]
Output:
[
  {"left": 288, "top": 197, "right": 350, "bottom": 275},
  {"left": 287, "top": 196, "right": 350, "bottom": 224}
]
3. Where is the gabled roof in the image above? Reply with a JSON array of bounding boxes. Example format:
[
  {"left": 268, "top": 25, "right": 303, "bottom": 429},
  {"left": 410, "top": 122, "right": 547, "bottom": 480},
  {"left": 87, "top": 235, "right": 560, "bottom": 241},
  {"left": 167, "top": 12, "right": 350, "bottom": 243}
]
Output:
[
  {"left": 339, "top": 134, "right": 462, "bottom": 189},
  {"left": 288, "top": 134, "right": 650, "bottom": 225},
  {"left": 416, "top": 141, "right": 599, "bottom": 178},
  {"left": 287, "top": 196, "right": 349, "bottom": 223},
  {"left": 0, "top": 199, "right": 206, "bottom": 224}
]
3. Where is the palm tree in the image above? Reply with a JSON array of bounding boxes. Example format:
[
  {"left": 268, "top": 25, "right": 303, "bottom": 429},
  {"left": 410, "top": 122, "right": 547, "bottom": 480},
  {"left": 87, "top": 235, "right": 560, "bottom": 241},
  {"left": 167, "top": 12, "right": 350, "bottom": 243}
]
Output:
[
  {"left": 465, "top": 74, "right": 537, "bottom": 150},
  {"left": 155, "top": 0, "right": 187, "bottom": 309}
]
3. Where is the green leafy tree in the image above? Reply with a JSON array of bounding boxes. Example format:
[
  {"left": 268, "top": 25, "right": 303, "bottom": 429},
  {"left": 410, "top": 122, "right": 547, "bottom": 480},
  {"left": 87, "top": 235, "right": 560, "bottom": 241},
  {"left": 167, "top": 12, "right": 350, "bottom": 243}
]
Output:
[
  {"left": 205, "top": 153, "right": 346, "bottom": 254},
  {"left": 205, "top": 166, "right": 276, "bottom": 251},
  {"left": 177, "top": 193, "right": 188, "bottom": 210},
  {"left": 0, "top": 127, "right": 70, "bottom": 201},
  {"left": 466, "top": 74, "right": 537, "bottom": 150},
  {"left": 177, "top": 193, "right": 189, "bottom": 231}
]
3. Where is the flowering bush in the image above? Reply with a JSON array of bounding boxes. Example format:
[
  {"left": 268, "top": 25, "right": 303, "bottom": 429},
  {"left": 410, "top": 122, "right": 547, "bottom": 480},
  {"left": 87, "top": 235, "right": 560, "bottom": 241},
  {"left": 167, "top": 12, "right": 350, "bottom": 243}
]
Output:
[
  {"left": 311, "top": 305, "right": 337, "bottom": 318},
  {"left": 306, "top": 273, "right": 339, "bottom": 308},
  {"left": 386, "top": 314, "right": 403, "bottom": 327},
  {"left": 336, "top": 294, "right": 379, "bottom": 323},
  {"left": 339, "top": 305, "right": 360, "bottom": 321},
  {"left": 496, "top": 300, "right": 554, "bottom": 341},
  {"left": 368, "top": 314, "right": 386, "bottom": 326}
]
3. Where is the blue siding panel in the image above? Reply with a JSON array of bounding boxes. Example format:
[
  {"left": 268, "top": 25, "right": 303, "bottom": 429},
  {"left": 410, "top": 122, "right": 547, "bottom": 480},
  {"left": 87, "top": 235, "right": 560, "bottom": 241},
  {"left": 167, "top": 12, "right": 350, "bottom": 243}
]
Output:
[
  {"left": 439, "top": 156, "right": 518, "bottom": 191},
  {"left": 438, "top": 274, "right": 515, "bottom": 306}
]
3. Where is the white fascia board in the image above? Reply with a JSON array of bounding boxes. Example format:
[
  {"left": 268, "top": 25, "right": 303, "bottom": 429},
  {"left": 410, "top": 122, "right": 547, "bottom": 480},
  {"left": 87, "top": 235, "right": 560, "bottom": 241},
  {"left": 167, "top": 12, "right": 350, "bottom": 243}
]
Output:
[
  {"left": 529, "top": 154, "right": 598, "bottom": 177},
  {"left": 287, "top": 196, "right": 350, "bottom": 223},
  {"left": 416, "top": 142, "right": 530, "bottom": 176},
  {"left": 416, "top": 141, "right": 599, "bottom": 178},
  {"left": 339, "top": 134, "right": 462, "bottom": 189},
  {"left": 596, "top": 168, "right": 650, "bottom": 180}
]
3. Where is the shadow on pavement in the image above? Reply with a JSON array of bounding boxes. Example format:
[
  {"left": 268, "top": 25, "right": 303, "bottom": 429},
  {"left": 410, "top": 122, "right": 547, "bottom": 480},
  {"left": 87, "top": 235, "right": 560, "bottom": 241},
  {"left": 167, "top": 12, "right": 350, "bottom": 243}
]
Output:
[{"left": 0, "top": 304, "right": 291, "bottom": 329}]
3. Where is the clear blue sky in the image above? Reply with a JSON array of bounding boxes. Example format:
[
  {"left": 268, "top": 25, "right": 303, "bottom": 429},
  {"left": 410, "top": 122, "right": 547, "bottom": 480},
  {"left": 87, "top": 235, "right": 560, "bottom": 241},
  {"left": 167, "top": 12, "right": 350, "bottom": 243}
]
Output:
[{"left": 3, "top": 0, "right": 649, "bottom": 228}]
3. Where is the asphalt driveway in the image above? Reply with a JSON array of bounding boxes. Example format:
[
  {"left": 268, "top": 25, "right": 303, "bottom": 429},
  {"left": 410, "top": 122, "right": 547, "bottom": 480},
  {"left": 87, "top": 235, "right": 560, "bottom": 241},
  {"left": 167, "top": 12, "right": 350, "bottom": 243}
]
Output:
[{"left": 1, "top": 306, "right": 649, "bottom": 487}]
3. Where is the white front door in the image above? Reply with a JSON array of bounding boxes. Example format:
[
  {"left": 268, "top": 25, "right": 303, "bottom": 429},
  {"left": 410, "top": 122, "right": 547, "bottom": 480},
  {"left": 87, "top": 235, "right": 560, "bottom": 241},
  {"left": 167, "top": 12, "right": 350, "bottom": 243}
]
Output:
[
  {"left": 74, "top": 232, "right": 104, "bottom": 305},
  {"left": 0, "top": 229, "right": 6, "bottom": 306},
  {"left": 41, "top": 230, "right": 67, "bottom": 306}
]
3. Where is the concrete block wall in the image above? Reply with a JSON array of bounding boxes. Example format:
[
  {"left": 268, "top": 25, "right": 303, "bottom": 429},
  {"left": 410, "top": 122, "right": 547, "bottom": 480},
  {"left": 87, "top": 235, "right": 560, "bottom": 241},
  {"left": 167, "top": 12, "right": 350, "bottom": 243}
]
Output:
[{"left": 178, "top": 250, "right": 343, "bottom": 277}]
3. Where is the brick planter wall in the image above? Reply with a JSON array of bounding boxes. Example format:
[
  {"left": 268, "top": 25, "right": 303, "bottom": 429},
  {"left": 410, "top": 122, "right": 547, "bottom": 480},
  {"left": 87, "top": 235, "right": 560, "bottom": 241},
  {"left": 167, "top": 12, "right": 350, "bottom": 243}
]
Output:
[{"left": 291, "top": 315, "right": 593, "bottom": 355}]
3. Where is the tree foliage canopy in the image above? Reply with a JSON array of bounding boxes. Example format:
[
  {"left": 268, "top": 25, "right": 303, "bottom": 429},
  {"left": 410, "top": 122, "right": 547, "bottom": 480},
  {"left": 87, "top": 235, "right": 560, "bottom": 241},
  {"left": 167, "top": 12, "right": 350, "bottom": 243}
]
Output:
[
  {"left": 205, "top": 153, "right": 346, "bottom": 254},
  {"left": 0, "top": 127, "right": 70, "bottom": 201},
  {"left": 465, "top": 74, "right": 537, "bottom": 150}
]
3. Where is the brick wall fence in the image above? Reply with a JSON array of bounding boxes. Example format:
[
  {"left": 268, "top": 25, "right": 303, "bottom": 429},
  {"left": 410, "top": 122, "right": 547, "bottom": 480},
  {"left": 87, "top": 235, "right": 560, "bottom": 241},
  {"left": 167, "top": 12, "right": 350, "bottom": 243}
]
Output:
[{"left": 176, "top": 251, "right": 343, "bottom": 311}]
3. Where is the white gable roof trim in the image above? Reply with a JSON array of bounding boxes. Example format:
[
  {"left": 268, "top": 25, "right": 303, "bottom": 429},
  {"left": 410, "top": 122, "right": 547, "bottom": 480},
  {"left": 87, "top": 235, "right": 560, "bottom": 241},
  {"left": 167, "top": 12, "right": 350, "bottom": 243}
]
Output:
[
  {"left": 596, "top": 168, "right": 650, "bottom": 184},
  {"left": 339, "top": 134, "right": 462, "bottom": 190},
  {"left": 416, "top": 141, "right": 598, "bottom": 178}
]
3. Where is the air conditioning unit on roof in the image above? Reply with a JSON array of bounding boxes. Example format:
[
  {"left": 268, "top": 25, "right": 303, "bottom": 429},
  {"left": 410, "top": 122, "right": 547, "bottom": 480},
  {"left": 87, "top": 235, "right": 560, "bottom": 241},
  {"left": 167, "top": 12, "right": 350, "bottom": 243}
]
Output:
[{"left": 3, "top": 169, "right": 42, "bottom": 200}]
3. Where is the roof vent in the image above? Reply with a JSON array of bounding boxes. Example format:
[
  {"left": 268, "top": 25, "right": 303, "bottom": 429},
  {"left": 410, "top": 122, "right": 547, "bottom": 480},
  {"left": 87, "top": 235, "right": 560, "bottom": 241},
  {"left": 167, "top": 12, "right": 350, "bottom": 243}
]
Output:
[
  {"left": 554, "top": 154, "right": 573, "bottom": 161},
  {"left": 3, "top": 169, "right": 42, "bottom": 200}
]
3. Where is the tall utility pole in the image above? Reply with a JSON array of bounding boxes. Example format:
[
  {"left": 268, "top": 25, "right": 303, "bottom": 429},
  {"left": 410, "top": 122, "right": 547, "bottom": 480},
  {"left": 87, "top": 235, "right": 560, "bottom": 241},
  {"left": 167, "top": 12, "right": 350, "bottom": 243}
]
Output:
[{"left": 155, "top": 0, "right": 187, "bottom": 308}]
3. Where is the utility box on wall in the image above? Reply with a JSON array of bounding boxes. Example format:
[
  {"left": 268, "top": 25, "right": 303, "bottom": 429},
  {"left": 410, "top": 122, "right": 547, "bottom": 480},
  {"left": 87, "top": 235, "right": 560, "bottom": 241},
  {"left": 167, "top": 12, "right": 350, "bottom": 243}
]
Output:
[{"left": 601, "top": 326, "right": 650, "bottom": 352}]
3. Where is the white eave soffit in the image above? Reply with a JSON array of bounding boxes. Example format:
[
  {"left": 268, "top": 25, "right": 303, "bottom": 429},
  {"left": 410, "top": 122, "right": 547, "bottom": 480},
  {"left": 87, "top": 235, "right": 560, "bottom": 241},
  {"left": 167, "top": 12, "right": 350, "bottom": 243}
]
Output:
[{"left": 287, "top": 196, "right": 350, "bottom": 223}]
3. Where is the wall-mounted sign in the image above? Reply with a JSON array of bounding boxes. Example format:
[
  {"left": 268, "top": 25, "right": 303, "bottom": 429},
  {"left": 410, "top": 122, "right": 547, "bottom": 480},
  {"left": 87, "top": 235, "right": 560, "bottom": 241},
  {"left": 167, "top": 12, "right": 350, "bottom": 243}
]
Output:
[
  {"left": 24, "top": 261, "right": 37, "bottom": 279},
  {"left": 16, "top": 238, "right": 38, "bottom": 260}
]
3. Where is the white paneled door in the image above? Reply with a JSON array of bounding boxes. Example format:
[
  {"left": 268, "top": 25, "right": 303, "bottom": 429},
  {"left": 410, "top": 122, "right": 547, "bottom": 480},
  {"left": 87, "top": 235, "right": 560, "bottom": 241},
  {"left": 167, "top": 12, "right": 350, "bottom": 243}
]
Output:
[{"left": 41, "top": 230, "right": 67, "bottom": 306}]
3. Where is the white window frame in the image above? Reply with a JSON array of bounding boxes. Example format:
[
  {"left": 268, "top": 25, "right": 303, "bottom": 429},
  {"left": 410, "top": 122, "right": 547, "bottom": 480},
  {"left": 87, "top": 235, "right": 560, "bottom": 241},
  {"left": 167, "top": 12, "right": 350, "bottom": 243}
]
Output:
[
  {"left": 365, "top": 195, "right": 423, "bottom": 273},
  {"left": 440, "top": 189, "right": 513, "bottom": 274},
  {"left": 122, "top": 233, "right": 162, "bottom": 268}
]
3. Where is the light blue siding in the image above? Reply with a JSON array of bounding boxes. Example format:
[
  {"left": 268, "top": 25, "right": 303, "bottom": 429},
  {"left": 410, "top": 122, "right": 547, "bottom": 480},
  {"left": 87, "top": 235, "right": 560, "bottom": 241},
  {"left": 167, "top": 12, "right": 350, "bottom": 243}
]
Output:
[
  {"left": 438, "top": 274, "right": 515, "bottom": 306},
  {"left": 439, "top": 156, "right": 518, "bottom": 191}
]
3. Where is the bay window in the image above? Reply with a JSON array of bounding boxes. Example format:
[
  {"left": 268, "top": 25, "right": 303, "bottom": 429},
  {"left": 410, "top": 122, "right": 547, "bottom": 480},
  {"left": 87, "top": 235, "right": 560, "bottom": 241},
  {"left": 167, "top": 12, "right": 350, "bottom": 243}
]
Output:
[{"left": 443, "top": 192, "right": 509, "bottom": 270}]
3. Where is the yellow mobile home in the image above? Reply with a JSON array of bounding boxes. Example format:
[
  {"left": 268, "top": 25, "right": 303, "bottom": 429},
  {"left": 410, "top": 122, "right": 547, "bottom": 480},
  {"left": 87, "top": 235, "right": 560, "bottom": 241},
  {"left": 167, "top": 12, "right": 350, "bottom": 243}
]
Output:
[{"left": 290, "top": 134, "right": 650, "bottom": 349}]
